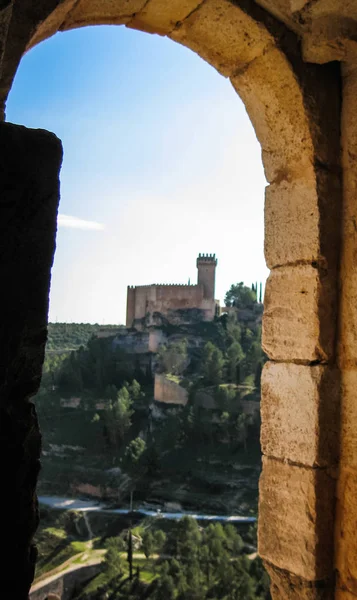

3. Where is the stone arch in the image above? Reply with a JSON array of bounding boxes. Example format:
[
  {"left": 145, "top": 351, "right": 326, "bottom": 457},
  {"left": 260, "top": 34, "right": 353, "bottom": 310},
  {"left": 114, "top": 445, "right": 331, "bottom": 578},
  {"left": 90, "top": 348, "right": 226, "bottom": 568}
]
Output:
[{"left": 0, "top": 1, "right": 342, "bottom": 598}]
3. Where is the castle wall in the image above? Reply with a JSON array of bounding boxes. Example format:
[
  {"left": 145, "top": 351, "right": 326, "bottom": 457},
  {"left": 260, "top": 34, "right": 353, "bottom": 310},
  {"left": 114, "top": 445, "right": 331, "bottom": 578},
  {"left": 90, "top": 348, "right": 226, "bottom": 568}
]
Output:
[
  {"left": 127, "top": 283, "right": 210, "bottom": 326},
  {"left": 134, "top": 285, "right": 149, "bottom": 321},
  {"left": 149, "top": 329, "right": 167, "bottom": 352},
  {"left": 126, "top": 286, "right": 136, "bottom": 327},
  {"left": 200, "top": 298, "right": 217, "bottom": 321},
  {"left": 197, "top": 255, "right": 217, "bottom": 300},
  {"left": 147, "top": 284, "right": 204, "bottom": 314}
]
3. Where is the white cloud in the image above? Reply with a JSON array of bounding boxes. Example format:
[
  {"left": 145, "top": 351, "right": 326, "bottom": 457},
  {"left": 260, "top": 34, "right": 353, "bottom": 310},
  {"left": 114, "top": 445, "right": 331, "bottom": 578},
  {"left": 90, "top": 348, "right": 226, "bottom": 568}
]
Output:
[{"left": 57, "top": 214, "right": 105, "bottom": 231}]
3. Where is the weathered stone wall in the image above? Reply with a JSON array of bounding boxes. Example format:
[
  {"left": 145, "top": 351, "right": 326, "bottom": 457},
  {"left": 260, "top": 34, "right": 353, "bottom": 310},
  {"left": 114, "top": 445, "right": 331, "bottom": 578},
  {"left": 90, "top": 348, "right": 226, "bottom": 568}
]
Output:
[
  {"left": 126, "top": 255, "right": 217, "bottom": 326},
  {"left": 0, "top": 122, "right": 62, "bottom": 599},
  {"left": 126, "top": 282, "right": 216, "bottom": 326},
  {"left": 154, "top": 374, "right": 188, "bottom": 406},
  {"left": 334, "top": 60, "right": 357, "bottom": 599},
  {"left": 148, "top": 328, "right": 167, "bottom": 352},
  {"left": 126, "top": 285, "right": 136, "bottom": 327},
  {"left": 197, "top": 254, "right": 217, "bottom": 299}
]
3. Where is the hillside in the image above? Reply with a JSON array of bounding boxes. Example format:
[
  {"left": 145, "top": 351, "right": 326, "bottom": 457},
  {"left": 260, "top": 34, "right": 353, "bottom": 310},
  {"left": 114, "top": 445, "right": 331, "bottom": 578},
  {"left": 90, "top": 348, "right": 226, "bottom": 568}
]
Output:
[
  {"left": 35, "top": 286, "right": 265, "bottom": 515},
  {"left": 46, "top": 322, "right": 123, "bottom": 353}
]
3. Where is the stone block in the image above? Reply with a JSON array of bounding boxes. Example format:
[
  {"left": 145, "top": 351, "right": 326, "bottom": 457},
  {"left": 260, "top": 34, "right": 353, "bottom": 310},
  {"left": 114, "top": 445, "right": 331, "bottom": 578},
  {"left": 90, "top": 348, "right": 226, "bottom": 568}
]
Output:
[
  {"left": 265, "top": 169, "right": 341, "bottom": 270},
  {"left": 170, "top": 0, "right": 272, "bottom": 77},
  {"left": 61, "top": 0, "right": 147, "bottom": 29},
  {"left": 335, "top": 585, "right": 357, "bottom": 600},
  {"left": 262, "top": 265, "right": 335, "bottom": 362},
  {"left": 265, "top": 177, "right": 319, "bottom": 268},
  {"left": 261, "top": 362, "right": 339, "bottom": 467},
  {"left": 335, "top": 468, "right": 357, "bottom": 596},
  {"left": 259, "top": 457, "right": 335, "bottom": 580},
  {"left": 265, "top": 562, "right": 334, "bottom": 600},
  {"left": 231, "top": 45, "right": 315, "bottom": 183},
  {"left": 127, "top": 0, "right": 202, "bottom": 35}
]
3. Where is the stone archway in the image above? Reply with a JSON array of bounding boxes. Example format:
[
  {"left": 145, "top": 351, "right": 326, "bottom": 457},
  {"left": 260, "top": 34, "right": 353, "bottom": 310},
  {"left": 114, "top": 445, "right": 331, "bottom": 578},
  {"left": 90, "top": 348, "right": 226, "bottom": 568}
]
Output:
[{"left": 0, "top": 1, "right": 344, "bottom": 599}]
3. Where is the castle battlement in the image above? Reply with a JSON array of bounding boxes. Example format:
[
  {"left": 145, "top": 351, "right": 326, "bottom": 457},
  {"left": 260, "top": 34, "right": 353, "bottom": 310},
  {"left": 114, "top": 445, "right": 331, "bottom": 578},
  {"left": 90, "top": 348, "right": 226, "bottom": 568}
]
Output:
[
  {"left": 126, "top": 254, "right": 217, "bottom": 327},
  {"left": 197, "top": 252, "right": 217, "bottom": 265},
  {"left": 127, "top": 283, "right": 199, "bottom": 290}
]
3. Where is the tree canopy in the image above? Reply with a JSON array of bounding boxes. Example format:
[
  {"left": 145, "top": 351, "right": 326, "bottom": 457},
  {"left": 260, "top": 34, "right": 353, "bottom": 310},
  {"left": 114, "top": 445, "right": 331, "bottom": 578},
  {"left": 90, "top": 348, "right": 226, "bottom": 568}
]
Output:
[{"left": 224, "top": 283, "right": 257, "bottom": 309}]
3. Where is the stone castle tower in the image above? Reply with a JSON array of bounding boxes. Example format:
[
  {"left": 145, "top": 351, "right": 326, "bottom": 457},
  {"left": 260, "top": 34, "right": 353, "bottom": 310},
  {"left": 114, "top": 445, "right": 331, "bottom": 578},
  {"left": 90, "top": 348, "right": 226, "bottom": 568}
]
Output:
[
  {"left": 196, "top": 253, "right": 217, "bottom": 300},
  {"left": 126, "top": 254, "right": 218, "bottom": 327}
]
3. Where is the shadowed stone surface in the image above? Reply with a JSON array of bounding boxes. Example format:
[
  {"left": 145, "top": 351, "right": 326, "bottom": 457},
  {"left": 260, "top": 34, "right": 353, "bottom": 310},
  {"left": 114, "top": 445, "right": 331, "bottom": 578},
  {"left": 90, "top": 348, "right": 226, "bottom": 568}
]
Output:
[
  {"left": 0, "top": 122, "right": 62, "bottom": 599},
  {"left": 266, "top": 562, "right": 334, "bottom": 600},
  {"left": 335, "top": 469, "right": 357, "bottom": 596},
  {"left": 259, "top": 456, "right": 335, "bottom": 580}
]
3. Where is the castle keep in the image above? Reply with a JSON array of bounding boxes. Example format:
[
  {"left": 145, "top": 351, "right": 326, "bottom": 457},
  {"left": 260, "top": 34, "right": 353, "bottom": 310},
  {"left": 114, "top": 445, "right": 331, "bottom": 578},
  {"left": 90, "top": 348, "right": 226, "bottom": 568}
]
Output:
[{"left": 126, "top": 254, "right": 218, "bottom": 327}]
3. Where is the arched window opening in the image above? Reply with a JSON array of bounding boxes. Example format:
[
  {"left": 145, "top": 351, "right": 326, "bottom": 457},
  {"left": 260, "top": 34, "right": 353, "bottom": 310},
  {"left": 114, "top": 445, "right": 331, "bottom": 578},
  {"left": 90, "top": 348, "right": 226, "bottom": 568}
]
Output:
[{"left": 8, "top": 24, "right": 270, "bottom": 600}]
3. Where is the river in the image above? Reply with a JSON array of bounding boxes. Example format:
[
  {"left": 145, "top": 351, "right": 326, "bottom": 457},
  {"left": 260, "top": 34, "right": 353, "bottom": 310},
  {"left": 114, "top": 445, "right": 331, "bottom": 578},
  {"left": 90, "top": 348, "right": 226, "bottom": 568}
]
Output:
[{"left": 38, "top": 496, "right": 256, "bottom": 523}]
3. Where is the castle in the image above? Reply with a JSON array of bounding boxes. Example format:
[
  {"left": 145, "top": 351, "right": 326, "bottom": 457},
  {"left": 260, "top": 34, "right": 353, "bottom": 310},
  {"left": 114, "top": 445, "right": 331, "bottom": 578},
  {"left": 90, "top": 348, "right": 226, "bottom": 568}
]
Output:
[{"left": 126, "top": 254, "right": 219, "bottom": 328}]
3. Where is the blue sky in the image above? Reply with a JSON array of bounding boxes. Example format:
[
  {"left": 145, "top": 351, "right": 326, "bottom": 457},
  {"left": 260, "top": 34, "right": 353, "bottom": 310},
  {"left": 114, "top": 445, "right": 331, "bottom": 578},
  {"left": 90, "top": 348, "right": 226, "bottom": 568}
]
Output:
[{"left": 6, "top": 25, "right": 268, "bottom": 324}]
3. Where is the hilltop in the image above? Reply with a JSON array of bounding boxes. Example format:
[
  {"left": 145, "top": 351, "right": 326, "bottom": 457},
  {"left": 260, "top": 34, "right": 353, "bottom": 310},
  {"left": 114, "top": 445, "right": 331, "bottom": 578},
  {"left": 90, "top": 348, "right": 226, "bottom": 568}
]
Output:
[{"left": 35, "top": 283, "right": 265, "bottom": 515}]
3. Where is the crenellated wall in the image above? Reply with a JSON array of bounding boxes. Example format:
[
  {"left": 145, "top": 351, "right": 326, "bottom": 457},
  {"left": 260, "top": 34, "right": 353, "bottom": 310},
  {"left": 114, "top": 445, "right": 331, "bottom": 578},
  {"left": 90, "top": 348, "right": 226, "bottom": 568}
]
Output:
[
  {"left": 126, "top": 282, "right": 216, "bottom": 326},
  {"left": 126, "top": 255, "right": 217, "bottom": 326}
]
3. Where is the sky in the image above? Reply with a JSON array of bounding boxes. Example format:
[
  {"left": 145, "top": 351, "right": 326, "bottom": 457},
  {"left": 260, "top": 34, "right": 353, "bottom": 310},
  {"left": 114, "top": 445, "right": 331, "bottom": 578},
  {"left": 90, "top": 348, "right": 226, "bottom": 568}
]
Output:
[{"left": 6, "top": 25, "right": 268, "bottom": 325}]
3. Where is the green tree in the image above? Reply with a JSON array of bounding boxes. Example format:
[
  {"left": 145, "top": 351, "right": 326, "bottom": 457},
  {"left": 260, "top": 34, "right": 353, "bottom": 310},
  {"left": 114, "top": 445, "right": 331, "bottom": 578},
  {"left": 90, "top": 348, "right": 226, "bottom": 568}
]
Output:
[
  {"left": 224, "top": 312, "right": 242, "bottom": 345},
  {"left": 104, "top": 384, "right": 134, "bottom": 450},
  {"left": 158, "top": 339, "right": 188, "bottom": 375},
  {"left": 201, "top": 342, "right": 224, "bottom": 385},
  {"left": 175, "top": 517, "right": 202, "bottom": 560},
  {"left": 245, "top": 340, "right": 263, "bottom": 375},
  {"left": 154, "top": 573, "right": 176, "bottom": 600},
  {"left": 142, "top": 530, "right": 154, "bottom": 559},
  {"left": 125, "top": 437, "right": 146, "bottom": 465},
  {"left": 103, "top": 546, "right": 125, "bottom": 576},
  {"left": 254, "top": 361, "right": 263, "bottom": 390},
  {"left": 225, "top": 282, "right": 257, "bottom": 309},
  {"left": 154, "top": 529, "right": 167, "bottom": 554},
  {"left": 235, "top": 413, "right": 251, "bottom": 451},
  {"left": 129, "top": 379, "right": 142, "bottom": 401},
  {"left": 226, "top": 341, "right": 245, "bottom": 384},
  {"left": 224, "top": 524, "right": 244, "bottom": 554}
]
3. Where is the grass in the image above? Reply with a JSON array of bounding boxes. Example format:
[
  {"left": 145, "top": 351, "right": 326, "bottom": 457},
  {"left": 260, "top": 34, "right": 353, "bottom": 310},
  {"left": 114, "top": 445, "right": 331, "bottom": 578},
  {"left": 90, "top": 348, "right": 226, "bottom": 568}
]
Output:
[
  {"left": 43, "top": 527, "right": 67, "bottom": 539},
  {"left": 166, "top": 374, "right": 181, "bottom": 384},
  {"left": 35, "top": 543, "right": 82, "bottom": 579},
  {"left": 71, "top": 541, "right": 88, "bottom": 553}
]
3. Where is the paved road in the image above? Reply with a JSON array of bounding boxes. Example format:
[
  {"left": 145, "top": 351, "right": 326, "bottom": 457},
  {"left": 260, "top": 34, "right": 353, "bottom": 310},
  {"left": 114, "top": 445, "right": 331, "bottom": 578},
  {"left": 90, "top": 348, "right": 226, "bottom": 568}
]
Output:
[{"left": 38, "top": 496, "right": 256, "bottom": 523}]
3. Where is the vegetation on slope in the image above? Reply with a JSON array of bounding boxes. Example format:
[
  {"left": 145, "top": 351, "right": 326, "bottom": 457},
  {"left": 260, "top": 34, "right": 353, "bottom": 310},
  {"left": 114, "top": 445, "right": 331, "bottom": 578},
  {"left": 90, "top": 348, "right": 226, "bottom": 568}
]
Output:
[
  {"left": 34, "top": 508, "right": 270, "bottom": 600},
  {"left": 35, "top": 282, "right": 265, "bottom": 513}
]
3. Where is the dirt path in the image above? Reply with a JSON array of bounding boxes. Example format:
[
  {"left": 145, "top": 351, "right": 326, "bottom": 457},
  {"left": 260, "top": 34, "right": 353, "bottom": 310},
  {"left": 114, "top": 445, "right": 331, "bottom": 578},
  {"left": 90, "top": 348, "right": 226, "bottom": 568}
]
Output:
[{"left": 31, "top": 543, "right": 105, "bottom": 592}]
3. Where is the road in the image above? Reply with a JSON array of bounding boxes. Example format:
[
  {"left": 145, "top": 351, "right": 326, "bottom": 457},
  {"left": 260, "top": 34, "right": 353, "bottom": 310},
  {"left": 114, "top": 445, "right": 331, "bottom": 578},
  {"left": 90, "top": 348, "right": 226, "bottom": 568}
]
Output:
[{"left": 38, "top": 496, "right": 256, "bottom": 523}]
